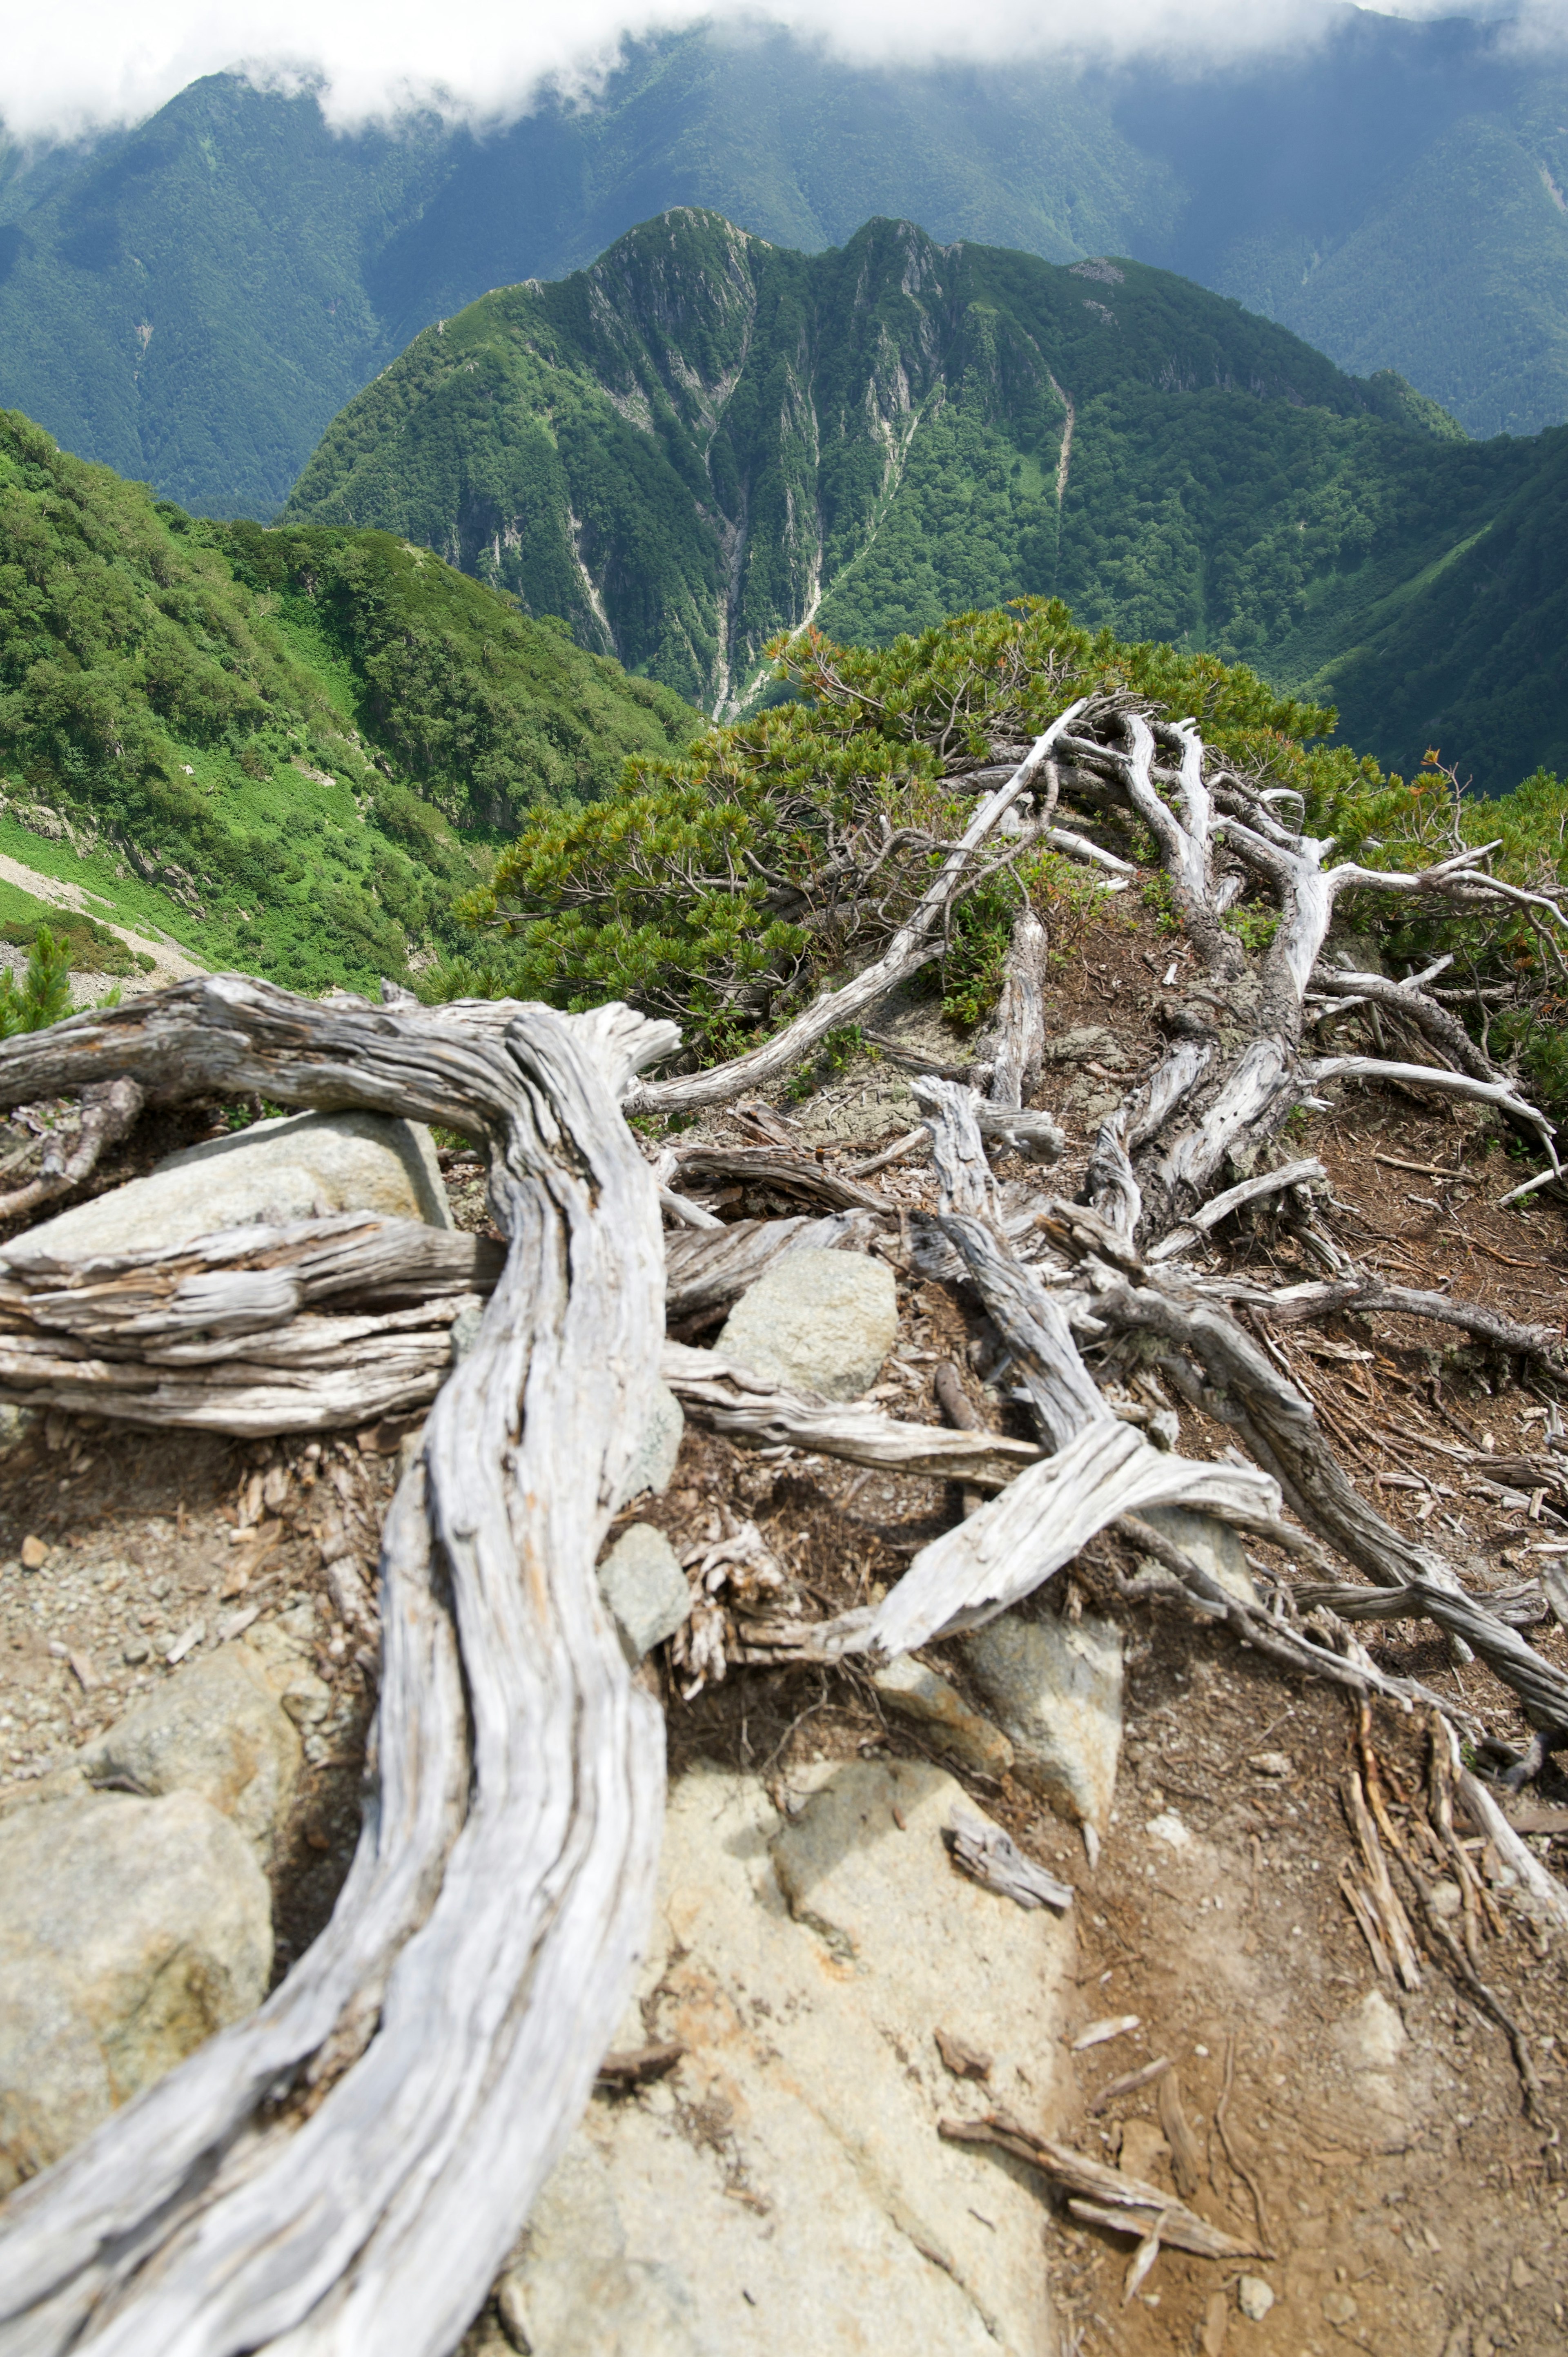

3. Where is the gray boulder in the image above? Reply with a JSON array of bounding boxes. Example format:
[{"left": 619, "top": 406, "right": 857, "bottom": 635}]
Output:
[
  {"left": 0, "top": 1788, "right": 271, "bottom": 2193},
  {"left": 960, "top": 1608, "right": 1123, "bottom": 1833},
  {"left": 8, "top": 1108, "right": 452, "bottom": 1265},
  {"left": 597, "top": 1524, "right": 690, "bottom": 1664},
  {"left": 716, "top": 1249, "right": 898, "bottom": 1400},
  {"left": 78, "top": 1643, "right": 303, "bottom": 1864}
]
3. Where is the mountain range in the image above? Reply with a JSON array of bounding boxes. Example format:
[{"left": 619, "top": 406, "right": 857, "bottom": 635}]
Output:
[
  {"left": 281, "top": 207, "right": 1567, "bottom": 791},
  {"left": 2, "top": 9, "right": 1568, "bottom": 519}
]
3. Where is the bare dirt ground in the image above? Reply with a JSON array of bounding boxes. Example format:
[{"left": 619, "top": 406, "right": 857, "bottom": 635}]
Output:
[{"left": 4, "top": 898, "right": 1568, "bottom": 2353}]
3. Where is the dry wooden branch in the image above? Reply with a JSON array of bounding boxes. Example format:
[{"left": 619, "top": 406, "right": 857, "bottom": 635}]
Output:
[
  {"left": 668, "top": 1145, "right": 889, "bottom": 1212},
  {"left": 624, "top": 701, "right": 1090, "bottom": 1115},
  {"left": 944, "top": 1807, "right": 1074, "bottom": 1911},
  {"left": 659, "top": 1340, "right": 1039, "bottom": 1487},
  {"left": 0, "top": 1077, "right": 145, "bottom": 1222},
  {"left": 662, "top": 1210, "right": 880, "bottom": 1322},
  {"left": 0, "top": 980, "right": 675, "bottom": 2357},
  {"left": 936, "top": 2114, "right": 1264, "bottom": 2261}
]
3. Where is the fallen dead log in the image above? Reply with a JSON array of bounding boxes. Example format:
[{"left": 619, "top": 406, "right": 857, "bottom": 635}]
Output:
[
  {"left": 0, "top": 979, "right": 674, "bottom": 2357},
  {"left": 0, "top": 1213, "right": 503, "bottom": 1432}
]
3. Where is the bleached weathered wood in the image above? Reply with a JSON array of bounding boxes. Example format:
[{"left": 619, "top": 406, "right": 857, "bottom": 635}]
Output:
[
  {"left": 623, "top": 701, "right": 1090, "bottom": 1115},
  {"left": 1145, "top": 1157, "right": 1326, "bottom": 1262},
  {"left": 865, "top": 1416, "right": 1286, "bottom": 1656},
  {"left": 936, "top": 2115, "right": 1264, "bottom": 2262},
  {"left": 0, "top": 1076, "right": 144, "bottom": 1222},
  {"left": 984, "top": 904, "right": 1049, "bottom": 1112},
  {"left": 0, "top": 985, "right": 673, "bottom": 2357},
  {"left": 668, "top": 1145, "right": 889, "bottom": 1211},
  {"left": 663, "top": 1211, "right": 879, "bottom": 1322},
  {"left": 659, "top": 1340, "right": 1040, "bottom": 1487}
]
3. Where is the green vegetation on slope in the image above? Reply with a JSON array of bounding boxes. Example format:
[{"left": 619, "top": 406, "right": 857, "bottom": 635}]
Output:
[
  {"left": 438, "top": 594, "right": 1568, "bottom": 1127},
  {"left": 0, "top": 410, "right": 697, "bottom": 991},
  {"left": 287, "top": 209, "right": 1556, "bottom": 787}
]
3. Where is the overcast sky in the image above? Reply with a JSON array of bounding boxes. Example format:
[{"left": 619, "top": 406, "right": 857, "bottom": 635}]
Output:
[{"left": 1, "top": 0, "right": 1557, "bottom": 144}]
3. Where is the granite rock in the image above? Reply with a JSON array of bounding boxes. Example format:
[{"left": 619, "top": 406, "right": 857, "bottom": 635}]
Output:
[
  {"left": 0, "top": 1788, "right": 271, "bottom": 2192},
  {"left": 615, "top": 1381, "right": 685, "bottom": 1509},
  {"left": 716, "top": 1249, "right": 897, "bottom": 1400},
  {"left": 78, "top": 1642, "right": 303, "bottom": 1864},
  {"left": 8, "top": 1108, "right": 452, "bottom": 1265},
  {"left": 870, "top": 1655, "right": 1014, "bottom": 1777},
  {"left": 496, "top": 1758, "right": 1073, "bottom": 2355},
  {"left": 960, "top": 1608, "right": 1123, "bottom": 1832},
  {"left": 1137, "top": 1504, "right": 1260, "bottom": 1608}
]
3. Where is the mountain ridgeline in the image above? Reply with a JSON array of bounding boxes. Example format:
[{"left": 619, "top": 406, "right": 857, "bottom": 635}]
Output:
[
  {"left": 2, "top": 15, "right": 1568, "bottom": 522},
  {"left": 284, "top": 210, "right": 1567, "bottom": 788}
]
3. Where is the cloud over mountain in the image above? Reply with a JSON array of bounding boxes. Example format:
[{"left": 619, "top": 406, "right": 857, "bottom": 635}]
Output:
[{"left": 4, "top": 0, "right": 1552, "bottom": 144}]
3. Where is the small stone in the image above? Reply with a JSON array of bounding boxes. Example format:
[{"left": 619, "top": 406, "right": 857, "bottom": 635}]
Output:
[
  {"left": 1138, "top": 1504, "right": 1259, "bottom": 1607},
  {"left": 960, "top": 1609, "right": 1123, "bottom": 1833},
  {"left": 1147, "top": 1811, "right": 1192, "bottom": 1850},
  {"left": 80, "top": 1644, "right": 303, "bottom": 1863},
  {"left": 20, "top": 1536, "right": 48, "bottom": 1571},
  {"left": 597, "top": 1524, "right": 690, "bottom": 1662},
  {"left": 1249, "top": 1752, "right": 1292, "bottom": 1778},
  {"left": 1238, "top": 2276, "right": 1275, "bottom": 2321},
  {"left": 120, "top": 1640, "right": 151, "bottom": 1666},
  {"left": 717, "top": 1249, "right": 898, "bottom": 1400},
  {"left": 1321, "top": 2289, "right": 1357, "bottom": 2326},
  {"left": 1430, "top": 1876, "right": 1464, "bottom": 1920},
  {"left": 871, "top": 1657, "right": 1014, "bottom": 1777},
  {"left": 615, "top": 1381, "right": 685, "bottom": 1509}
]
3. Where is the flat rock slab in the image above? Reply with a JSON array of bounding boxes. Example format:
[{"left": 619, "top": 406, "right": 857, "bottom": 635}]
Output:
[
  {"left": 8, "top": 1108, "right": 452, "bottom": 1264},
  {"left": 960, "top": 1609, "right": 1123, "bottom": 1833},
  {"left": 716, "top": 1249, "right": 897, "bottom": 1401},
  {"left": 499, "top": 1758, "right": 1073, "bottom": 2355},
  {"left": 0, "top": 1786, "right": 271, "bottom": 2192}
]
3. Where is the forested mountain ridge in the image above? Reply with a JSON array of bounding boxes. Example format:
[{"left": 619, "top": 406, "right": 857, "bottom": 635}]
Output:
[
  {"left": 2, "top": 14, "right": 1567, "bottom": 515},
  {"left": 283, "top": 207, "right": 1563, "bottom": 785},
  {"left": 0, "top": 410, "right": 695, "bottom": 991}
]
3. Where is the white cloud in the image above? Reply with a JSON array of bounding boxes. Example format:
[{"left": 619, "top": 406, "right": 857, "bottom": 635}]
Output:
[{"left": 0, "top": 0, "right": 1559, "bottom": 146}]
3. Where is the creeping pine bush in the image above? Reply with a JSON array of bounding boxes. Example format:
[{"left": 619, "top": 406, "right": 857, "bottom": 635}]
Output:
[{"left": 434, "top": 595, "right": 1568, "bottom": 1117}]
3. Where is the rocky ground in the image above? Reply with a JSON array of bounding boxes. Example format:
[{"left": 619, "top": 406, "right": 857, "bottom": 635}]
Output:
[{"left": 3, "top": 899, "right": 1568, "bottom": 2353}]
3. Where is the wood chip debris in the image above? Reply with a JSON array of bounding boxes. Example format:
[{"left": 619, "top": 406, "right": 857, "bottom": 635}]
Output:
[
  {"left": 944, "top": 1808, "right": 1074, "bottom": 1912},
  {"left": 934, "top": 2028, "right": 993, "bottom": 2081},
  {"left": 595, "top": 2042, "right": 686, "bottom": 2090},
  {"left": 1071, "top": 2014, "right": 1141, "bottom": 2052}
]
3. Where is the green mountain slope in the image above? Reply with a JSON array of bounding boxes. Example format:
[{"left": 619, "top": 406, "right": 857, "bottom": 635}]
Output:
[
  {"left": 4, "top": 17, "right": 1568, "bottom": 515},
  {"left": 0, "top": 410, "right": 696, "bottom": 990},
  {"left": 283, "top": 208, "right": 1552, "bottom": 785}
]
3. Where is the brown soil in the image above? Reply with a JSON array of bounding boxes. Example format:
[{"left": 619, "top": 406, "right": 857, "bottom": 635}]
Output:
[{"left": 6, "top": 899, "right": 1568, "bottom": 2354}]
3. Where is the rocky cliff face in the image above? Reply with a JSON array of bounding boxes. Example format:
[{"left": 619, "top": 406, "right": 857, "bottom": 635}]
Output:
[{"left": 286, "top": 209, "right": 1503, "bottom": 725}]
